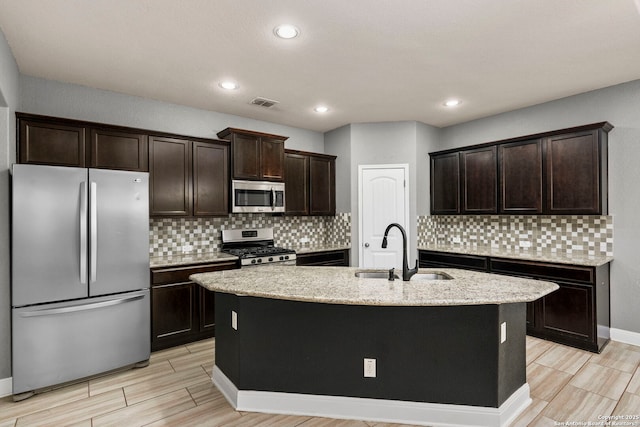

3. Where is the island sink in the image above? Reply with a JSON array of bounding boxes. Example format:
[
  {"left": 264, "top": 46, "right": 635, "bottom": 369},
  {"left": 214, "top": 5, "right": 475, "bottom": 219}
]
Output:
[{"left": 354, "top": 270, "right": 453, "bottom": 281}]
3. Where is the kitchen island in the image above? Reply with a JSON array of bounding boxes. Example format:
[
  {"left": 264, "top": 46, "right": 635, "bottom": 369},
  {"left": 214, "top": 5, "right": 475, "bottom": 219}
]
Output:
[{"left": 191, "top": 265, "right": 558, "bottom": 427}]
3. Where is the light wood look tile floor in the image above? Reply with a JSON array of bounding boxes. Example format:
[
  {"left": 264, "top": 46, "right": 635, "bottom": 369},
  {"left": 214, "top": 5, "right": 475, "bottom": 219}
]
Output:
[{"left": 2, "top": 337, "right": 640, "bottom": 426}]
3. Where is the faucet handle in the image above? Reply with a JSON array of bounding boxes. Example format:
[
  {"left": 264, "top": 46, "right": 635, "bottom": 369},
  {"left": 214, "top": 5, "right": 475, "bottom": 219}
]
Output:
[{"left": 388, "top": 268, "right": 395, "bottom": 281}]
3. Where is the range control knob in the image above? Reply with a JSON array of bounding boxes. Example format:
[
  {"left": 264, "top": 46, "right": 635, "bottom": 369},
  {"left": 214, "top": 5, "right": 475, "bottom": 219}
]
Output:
[
  {"left": 279, "top": 256, "right": 284, "bottom": 261},
  {"left": 251, "top": 259, "right": 256, "bottom": 264},
  {"left": 268, "top": 257, "right": 274, "bottom": 262},
  {"left": 284, "top": 255, "right": 289, "bottom": 260},
  {"left": 257, "top": 258, "right": 262, "bottom": 263}
]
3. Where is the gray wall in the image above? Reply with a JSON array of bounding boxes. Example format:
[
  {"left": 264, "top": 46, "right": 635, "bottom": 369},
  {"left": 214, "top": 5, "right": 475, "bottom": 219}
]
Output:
[
  {"left": 438, "top": 79, "right": 640, "bottom": 335},
  {"left": 338, "top": 121, "right": 440, "bottom": 267},
  {"left": 0, "top": 29, "right": 20, "bottom": 381},
  {"left": 19, "top": 76, "right": 324, "bottom": 153},
  {"left": 324, "top": 124, "right": 352, "bottom": 213}
]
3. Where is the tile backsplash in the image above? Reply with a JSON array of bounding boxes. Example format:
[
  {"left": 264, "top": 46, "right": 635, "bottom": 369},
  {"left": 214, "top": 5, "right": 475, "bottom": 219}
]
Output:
[
  {"left": 150, "top": 213, "right": 351, "bottom": 258},
  {"left": 418, "top": 215, "right": 613, "bottom": 257}
]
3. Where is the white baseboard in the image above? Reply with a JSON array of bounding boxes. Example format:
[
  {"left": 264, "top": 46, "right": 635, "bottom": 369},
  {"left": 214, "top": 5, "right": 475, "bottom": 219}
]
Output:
[
  {"left": 0, "top": 377, "right": 12, "bottom": 398},
  {"left": 212, "top": 366, "right": 531, "bottom": 427},
  {"left": 611, "top": 328, "right": 640, "bottom": 347}
]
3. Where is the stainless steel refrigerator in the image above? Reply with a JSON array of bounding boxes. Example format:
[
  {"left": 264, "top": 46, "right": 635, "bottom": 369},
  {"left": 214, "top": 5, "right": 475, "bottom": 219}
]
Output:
[{"left": 11, "top": 164, "right": 150, "bottom": 397}]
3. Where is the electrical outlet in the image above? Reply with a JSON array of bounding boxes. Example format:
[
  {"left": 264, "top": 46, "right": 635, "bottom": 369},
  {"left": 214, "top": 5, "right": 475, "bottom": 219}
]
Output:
[
  {"left": 182, "top": 244, "right": 193, "bottom": 253},
  {"left": 364, "top": 358, "right": 376, "bottom": 378},
  {"left": 299, "top": 237, "right": 310, "bottom": 244},
  {"left": 452, "top": 237, "right": 461, "bottom": 244},
  {"left": 519, "top": 241, "right": 531, "bottom": 248},
  {"left": 231, "top": 311, "right": 238, "bottom": 330},
  {"left": 500, "top": 322, "right": 507, "bottom": 343}
]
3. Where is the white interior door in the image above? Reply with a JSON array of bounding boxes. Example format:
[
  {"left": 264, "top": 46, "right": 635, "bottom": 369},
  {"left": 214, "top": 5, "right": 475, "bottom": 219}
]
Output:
[{"left": 359, "top": 165, "right": 409, "bottom": 269}]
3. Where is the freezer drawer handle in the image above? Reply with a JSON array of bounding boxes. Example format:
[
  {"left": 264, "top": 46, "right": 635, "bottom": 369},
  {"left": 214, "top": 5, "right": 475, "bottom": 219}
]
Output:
[
  {"left": 18, "top": 294, "right": 145, "bottom": 318},
  {"left": 79, "top": 181, "right": 88, "bottom": 284}
]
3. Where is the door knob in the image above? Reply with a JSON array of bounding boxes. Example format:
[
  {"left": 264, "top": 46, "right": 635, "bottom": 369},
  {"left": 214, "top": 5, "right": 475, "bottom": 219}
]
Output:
[{"left": 364, "top": 243, "right": 370, "bottom": 248}]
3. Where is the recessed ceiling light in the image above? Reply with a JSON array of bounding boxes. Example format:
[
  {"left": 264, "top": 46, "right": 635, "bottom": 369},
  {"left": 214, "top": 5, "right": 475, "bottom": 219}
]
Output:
[
  {"left": 274, "top": 24, "right": 299, "bottom": 39},
  {"left": 219, "top": 81, "right": 239, "bottom": 90},
  {"left": 314, "top": 105, "right": 329, "bottom": 113},
  {"left": 444, "top": 99, "right": 461, "bottom": 107}
]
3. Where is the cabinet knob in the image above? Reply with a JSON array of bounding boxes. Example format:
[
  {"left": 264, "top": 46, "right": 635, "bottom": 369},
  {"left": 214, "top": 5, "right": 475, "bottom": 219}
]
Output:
[{"left": 364, "top": 243, "right": 370, "bottom": 248}]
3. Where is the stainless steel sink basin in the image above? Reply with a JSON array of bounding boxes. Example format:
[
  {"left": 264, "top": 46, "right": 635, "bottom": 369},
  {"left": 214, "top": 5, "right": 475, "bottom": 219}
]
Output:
[
  {"left": 411, "top": 272, "right": 453, "bottom": 280},
  {"left": 355, "top": 271, "right": 400, "bottom": 280}
]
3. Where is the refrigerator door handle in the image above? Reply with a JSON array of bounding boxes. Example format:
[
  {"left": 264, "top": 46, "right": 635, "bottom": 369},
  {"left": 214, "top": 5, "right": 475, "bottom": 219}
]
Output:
[
  {"left": 18, "top": 294, "right": 145, "bottom": 318},
  {"left": 79, "top": 181, "right": 88, "bottom": 284},
  {"left": 90, "top": 181, "right": 98, "bottom": 284}
]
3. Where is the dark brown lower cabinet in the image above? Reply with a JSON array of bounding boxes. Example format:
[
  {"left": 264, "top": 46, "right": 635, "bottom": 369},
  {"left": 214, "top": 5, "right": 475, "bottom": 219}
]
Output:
[
  {"left": 150, "top": 260, "right": 238, "bottom": 351},
  {"left": 296, "top": 249, "right": 350, "bottom": 266},
  {"left": 418, "top": 250, "right": 610, "bottom": 353}
]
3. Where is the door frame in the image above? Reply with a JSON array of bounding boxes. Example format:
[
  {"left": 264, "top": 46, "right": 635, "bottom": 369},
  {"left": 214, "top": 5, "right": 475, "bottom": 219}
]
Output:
[{"left": 358, "top": 164, "right": 410, "bottom": 268}]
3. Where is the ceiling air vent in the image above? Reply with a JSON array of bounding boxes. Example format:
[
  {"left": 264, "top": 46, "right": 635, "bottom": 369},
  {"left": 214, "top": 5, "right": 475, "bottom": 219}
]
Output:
[{"left": 250, "top": 97, "right": 280, "bottom": 108}]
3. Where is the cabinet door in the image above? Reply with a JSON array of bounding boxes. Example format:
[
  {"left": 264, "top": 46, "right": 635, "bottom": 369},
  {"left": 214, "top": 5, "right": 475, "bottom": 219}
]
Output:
[
  {"left": 193, "top": 141, "right": 229, "bottom": 216},
  {"left": 89, "top": 128, "right": 148, "bottom": 171},
  {"left": 199, "top": 287, "right": 216, "bottom": 332},
  {"left": 232, "top": 134, "right": 261, "bottom": 180},
  {"left": 309, "top": 156, "right": 335, "bottom": 215},
  {"left": 261, "top": 137, "right": 285, "bottom": 181},
  {"left": 460, "top": 146, "right": 497, "bottom": 214},
  {"left": 285, "top": 152, "right": 309, "bottom": 215},
  {"left": 149, "top": 136, "right": 192, "bottom": 216},
  {"left": 430, "top": 153, "right": 460, "bottom": 214},
  {"left": 19, "top": 119, "right": 87, "bottom": 167},
  {"left": 151, "top": 282, "right": 195, "bottom": 349},
  {"left": 499, "top": 139, "right": 542, "bottom": 214},
  {"left": 545, "top": 130, "right": 601, "bottom": 214},
  {"left": 540, "top": 281, "right": 594, "bottom": 343}
]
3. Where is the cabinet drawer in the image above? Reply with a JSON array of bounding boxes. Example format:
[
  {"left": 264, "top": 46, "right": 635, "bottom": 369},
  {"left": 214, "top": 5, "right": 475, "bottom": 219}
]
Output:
[
  {"left": 489, "top": 259, "right": 593, "bottom": 283},
  {"left": 418, "top": 251, "right": 488, "bottom": 271},
  {"left": 151, "top": 261, "right": 238, "bottom": 285}
]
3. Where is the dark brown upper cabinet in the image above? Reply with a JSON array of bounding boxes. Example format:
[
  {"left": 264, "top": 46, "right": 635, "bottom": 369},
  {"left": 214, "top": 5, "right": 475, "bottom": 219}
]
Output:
[
  {"left": 90, "top": 128, "right": 148, "bottom": 172},
  {"left": 284, "top": 152, "right": 309, "bottom": 215},
  {"left": 149, "top": 136, "right": 192, "bottom": 216},
  {"left": 17, "top": 113, "right": 148, "bottom": 171},
  {"left": 499, "top": 139, "right": 543, "bottom": 214},
  {"left": 309, "top": 155, "right": 336, "bottom": 215},
  {"left": 545, "top": 130, "right": 606, "bottom": 214},
  {"left": 460, "top": 146, "right": 497, "bottom": 214},
  {"left": 149, "top": 136, "right": 229, "bottom": 217},
  {"left": 217, "top": 128, "right": 287, "bottom": 181},
  {"left": 430, "top": 152, "right": 460, "bottom": 214},
  {"left": 429, "top": 122, "right": 612, "bottom": 215},
  {"left": 284, "top": 149, "right": 336, "bottom": 216}
]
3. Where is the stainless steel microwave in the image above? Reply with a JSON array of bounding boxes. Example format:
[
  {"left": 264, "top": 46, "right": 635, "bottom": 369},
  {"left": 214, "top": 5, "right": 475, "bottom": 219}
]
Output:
[{"left": 231, "top": 180, "right": 285, "bottom": 213}]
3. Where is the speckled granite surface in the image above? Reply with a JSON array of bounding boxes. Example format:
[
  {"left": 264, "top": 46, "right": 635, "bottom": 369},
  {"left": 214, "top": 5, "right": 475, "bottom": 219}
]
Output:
[
  {"left": 418, "top": 244, "right": 613, "bottom": 267},
  {"left": 190, "top": 265, "right": 558, "bottom": 306},
  {"left": 150, "top": 252, "right": 238, "bottom": 268}
]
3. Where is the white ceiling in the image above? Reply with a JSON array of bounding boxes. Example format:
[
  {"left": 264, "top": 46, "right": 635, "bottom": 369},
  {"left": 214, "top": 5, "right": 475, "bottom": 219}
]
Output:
[{"left": 1, "top": 0, "right": 639, "bottom": 133}]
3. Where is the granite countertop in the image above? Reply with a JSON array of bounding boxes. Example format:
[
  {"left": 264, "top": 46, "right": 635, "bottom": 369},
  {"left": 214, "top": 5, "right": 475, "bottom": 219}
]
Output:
[
  {"left": 418, "top": 244, "right": 613, "bottom": 267},
  {"left": 150, "top": 252, "right": 238, "bottom": 268},
  {"left": 190, "top": 265, "right": 558, "bottom": 307}
]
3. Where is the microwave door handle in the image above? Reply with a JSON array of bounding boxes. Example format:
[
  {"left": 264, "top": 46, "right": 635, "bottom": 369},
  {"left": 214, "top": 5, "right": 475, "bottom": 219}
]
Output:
[{"left": 271, "top": 188, "right": 276, "bottom": 210}]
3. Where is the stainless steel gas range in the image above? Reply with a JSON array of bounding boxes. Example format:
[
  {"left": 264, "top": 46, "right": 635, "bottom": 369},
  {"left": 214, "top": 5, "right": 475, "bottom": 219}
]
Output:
[{"left": 221, "top": 228, "right": 296, "bottom": 266}]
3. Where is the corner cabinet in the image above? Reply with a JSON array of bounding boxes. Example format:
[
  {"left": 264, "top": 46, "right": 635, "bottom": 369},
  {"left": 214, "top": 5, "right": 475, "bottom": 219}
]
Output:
[
  {"left": 429, "top": 122, "right": 612, "bottom": 215},
  {"left": 418, "top": 250, "right": 610, "bottom": 353},
  {"left": 149, "top": 136, "right": 229, "bottom": 217},
  {"left": 150, "top": 260, "right": 239, "bottom": 351},
  {"left": 217, "top": 127, "right": 287, "bottom": 181},
  {"left": 284, "top": 149, "right": 336, "bottom": 216},
  {"left": 17, "top": 113, "right": 148, "bottom": 171}
]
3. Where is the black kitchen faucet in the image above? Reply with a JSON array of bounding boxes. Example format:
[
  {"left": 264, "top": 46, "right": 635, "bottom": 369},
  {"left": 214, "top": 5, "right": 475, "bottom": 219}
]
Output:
[{"left": 381, "top": 223, "right": 418, "bottom": 281}]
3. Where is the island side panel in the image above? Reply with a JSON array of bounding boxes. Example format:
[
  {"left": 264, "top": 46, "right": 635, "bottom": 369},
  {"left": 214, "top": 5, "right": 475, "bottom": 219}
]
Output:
[
  {"left": 498, "top": 302, "right": 527, "bottom": 405},
  {"left": 214, "top": 294, "right": 528, "bottom": 408}
]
